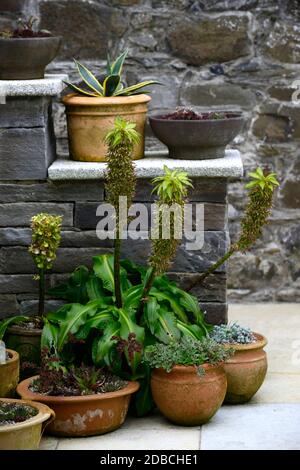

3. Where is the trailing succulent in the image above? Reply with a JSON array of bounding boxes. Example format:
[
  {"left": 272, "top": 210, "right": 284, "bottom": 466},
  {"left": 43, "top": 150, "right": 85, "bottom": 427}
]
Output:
[
  {"left": 211, "top": 323, "right": 255, "bottom": 344},
  {"left": 143, "top": 337, "right": 233, "bottom": 376},
  {"left": 64, "top": 49, "right": 159, "bottom": 97}
]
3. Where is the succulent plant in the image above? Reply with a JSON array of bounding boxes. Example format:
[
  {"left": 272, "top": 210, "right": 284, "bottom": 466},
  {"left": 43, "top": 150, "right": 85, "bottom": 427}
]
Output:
[
  {"left": 211, "top": 323, "right": 255, "bottom": 344},
  {"left": 64, "top": 49, "right": 159, "bottom": 97},
  {"left": 143, "top": 336, "right": 233, "bottom": 375}
]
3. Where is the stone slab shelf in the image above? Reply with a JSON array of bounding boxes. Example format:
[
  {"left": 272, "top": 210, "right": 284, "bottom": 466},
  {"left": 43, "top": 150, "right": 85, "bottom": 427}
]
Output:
[
  {"left": 0, "top": 74, "right": 67, "bottom": 97},
  {"left": 48, "top": 149, "right": 243, "bottom": 180}
]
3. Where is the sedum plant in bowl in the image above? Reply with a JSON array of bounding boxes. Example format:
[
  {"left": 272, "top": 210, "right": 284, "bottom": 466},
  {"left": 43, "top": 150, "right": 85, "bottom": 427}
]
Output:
[
  {"left": 144, "top": 337, "right": 233, "bottom": 425},
  {"left": 211, "top": 322, "right": 268, "bottom": 404},
  {"left": 0, "top": 16, "right": 61, "bottom": 80},
  {"left": 62, "top": 49, "right": 160, "bottom": 162}
]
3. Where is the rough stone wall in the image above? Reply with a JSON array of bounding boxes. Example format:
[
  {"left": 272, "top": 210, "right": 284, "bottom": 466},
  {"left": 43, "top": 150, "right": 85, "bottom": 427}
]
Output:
[{"left": 1, "top": 0, "right": 300, "bottom": 302}]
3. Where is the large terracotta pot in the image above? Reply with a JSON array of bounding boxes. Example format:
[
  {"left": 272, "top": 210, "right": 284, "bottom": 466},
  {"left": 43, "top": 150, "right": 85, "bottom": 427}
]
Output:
[
  {"left": 0, "top": 349, "right": 19, "bottom": 397},
  {"left": 151, "top": 364, "right": 227, "bottom": 426},
  {"left": 17, "top": 376, "right": 139, "bottom": 437},
  {"left": 5, "top": 325, "right": 42, "bottom": 379},
  {"left": 62, "top": 94, "right": 151, "bottom": 162},
  {"left": 223, "top": 332, "right": 268, "bottom": 404},
  {"left": 0, "top": 398, "right": 55, "bottom": 450}
]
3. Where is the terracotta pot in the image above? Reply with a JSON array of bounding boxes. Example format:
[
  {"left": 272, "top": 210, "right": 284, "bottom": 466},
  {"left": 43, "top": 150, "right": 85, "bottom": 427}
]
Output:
[
  {"left": 0, "top": 398, "right": 55, "bottom": 450},
  {"left": 62, "top": 94, "right": 151, "bottom": 162},
  {"left": 0, "top": 349, "right": 19, "bottom": 397},
  {"left": 149, "top": 112, "right": 244, "bottom": 160},
  {"left": 223, "top": 332, "right": 268, "bottom": 404},
  {"left": 0, "top": 37, "right": 61, "bottom": 80},
  {"left": 5, "top": 324, "right": 42, "bottom": 379},
  {"left": 151, "top": 364, "right": 227, "bottom": 426},
  {"left": 17, "top": 376, "right": 139, "bottom": 437}
]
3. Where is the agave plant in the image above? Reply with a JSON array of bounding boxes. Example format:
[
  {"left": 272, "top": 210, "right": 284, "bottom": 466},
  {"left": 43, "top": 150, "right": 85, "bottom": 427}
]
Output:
[{"left": 64, "top": 49, "right": 159, "bottom": 97}]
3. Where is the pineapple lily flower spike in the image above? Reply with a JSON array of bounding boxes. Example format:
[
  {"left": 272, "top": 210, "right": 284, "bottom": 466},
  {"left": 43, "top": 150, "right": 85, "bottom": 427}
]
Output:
[{"left": 64, "top": 49, "right": 160, "bottom": 97}]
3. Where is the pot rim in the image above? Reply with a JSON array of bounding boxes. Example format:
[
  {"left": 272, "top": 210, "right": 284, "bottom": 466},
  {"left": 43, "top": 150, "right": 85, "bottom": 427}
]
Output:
[
  {"left": 17, "top": 376, "right": 140, "bottom": 404},
  {"left": 154, "top": 363, "right": 224, "bottom": 374},
  {"left": 0, "top": 36, "right": 62, "bottom": 42},
  {"left": 0, "top": 397, "right": 54, "bottom": 433},
  {"left": 149, "top": 111, "right": 243, "bottom": 122},
  {"left": 222, "top": 332, "right": 267, "bottom": 351},
  {"left": 2, "top": 348, "right": 19, "bottom": 365},
  {"left": 62, "top": 93, "right": 152, "bottom": 107},
  {"left": 7, "top": 324, "right": 42, "bottom": 336}
]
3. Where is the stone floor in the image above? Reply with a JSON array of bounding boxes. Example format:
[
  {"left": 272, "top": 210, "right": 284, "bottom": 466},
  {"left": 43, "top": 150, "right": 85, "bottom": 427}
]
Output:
[{"left": 40, "top": 303, "right": 300, "bottom": 451}]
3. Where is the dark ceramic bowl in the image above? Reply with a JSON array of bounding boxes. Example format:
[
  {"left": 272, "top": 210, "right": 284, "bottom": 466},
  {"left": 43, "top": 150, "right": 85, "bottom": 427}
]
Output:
[
  {"left": 149, "top": 112, "right": 244, "bottom": 160},
  {"left": 0, "top": 37, "right": 61, "bottom": 80}
]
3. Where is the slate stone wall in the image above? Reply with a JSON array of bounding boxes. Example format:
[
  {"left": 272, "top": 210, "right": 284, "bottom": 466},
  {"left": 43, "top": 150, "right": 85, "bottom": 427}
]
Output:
[{"left": 1, "top": 0, "right": 300, "bottom": 303}]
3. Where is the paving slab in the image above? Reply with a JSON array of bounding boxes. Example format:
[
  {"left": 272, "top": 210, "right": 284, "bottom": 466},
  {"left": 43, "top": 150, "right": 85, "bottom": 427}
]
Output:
[
  {"left": 200, "top": 404, "right": 300, "bottom": 450},
  {"left": 41, "top": 414, "right": 200, "bottom": 450}
]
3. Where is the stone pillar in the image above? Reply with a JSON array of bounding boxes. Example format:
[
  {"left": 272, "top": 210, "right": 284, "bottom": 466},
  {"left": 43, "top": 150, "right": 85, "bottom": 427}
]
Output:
[{"left": 0, "top": 76, "right": 66, "bottom": 180}]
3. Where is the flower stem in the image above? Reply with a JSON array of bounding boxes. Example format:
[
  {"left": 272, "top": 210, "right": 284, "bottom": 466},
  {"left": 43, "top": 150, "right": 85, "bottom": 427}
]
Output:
[{"left": 38, "top": 268, "right": 45, "bottom": 318}]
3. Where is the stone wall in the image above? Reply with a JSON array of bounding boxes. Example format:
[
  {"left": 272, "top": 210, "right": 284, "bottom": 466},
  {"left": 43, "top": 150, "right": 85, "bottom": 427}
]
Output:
[{"left": 1, "top": 0, "right": 300, "bottom": 302}]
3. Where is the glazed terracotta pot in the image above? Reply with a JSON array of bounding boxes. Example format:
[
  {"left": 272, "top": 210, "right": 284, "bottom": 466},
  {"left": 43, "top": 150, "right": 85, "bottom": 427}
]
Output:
[
  {"left": 0, "top": 37, "right": 61, "bottom": 80},
  {"left": 149, "top": 112, "right": 244, "bottom": 160},
  {"left": 151, "top": 364, "right": 227, "bottom": 426},
  {"left": 62, "top": 93, "right": 151, "bottom": 162},
  {"left": 17, "top": 376, "right": 139, "bottom": 437},
  {"left": 5, "top": 324, "right": 42, "bottom": 378},
  {"left": 0, "top": 398, "right": 55, "bottom": 450},
  {"left": 223, "top": 333, "right": 268, "bottom": 404},
  {"left": 0, "top": 349, "right": 19, "bottom": 398}
]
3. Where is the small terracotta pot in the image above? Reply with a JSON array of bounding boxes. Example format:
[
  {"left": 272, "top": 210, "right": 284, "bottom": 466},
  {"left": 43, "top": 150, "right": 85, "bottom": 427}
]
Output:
[
  {"left": 5, "top": 324, "right": 42, "bottom": 378},
  {"left": 62, "top": 93, "right": 151, "bottom": 162},
  {"left": 223, "top": 332, "right": 268, "bottom": 404},
  {"left": 17, "top": 376, "right": 139, "bottom": 437},
  {"left": 151, "top": 364, "right": 227, "bottom": 426},
  {"left": 0, "top": 398, "right": 55, "bottom": 450},
  {"left": 0, "top": 349, "right": 19, "bottom": 398}
]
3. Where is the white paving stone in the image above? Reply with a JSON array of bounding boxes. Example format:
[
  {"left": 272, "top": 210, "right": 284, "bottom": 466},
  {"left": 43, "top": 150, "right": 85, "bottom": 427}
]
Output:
[
  {"left": 54, "top": 415, "right": 199, "bottom": 450},
  {"left": 201, "top": 404, "right": 300, "bottom": 450},
  {"left": 0, "top": 74, "right": 68, "bottom": 97},
  {"left": 48, "top": 149, "right": 243, "bottom": 180}
]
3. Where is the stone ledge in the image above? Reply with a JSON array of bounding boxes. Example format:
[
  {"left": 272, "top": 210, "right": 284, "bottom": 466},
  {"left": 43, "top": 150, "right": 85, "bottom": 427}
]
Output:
[
  {"left": 0, "top": 74, "right": 68, "bottom": 97},
  {"left": 48, "top": 149, "right": 243, "bottom": 180}
]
